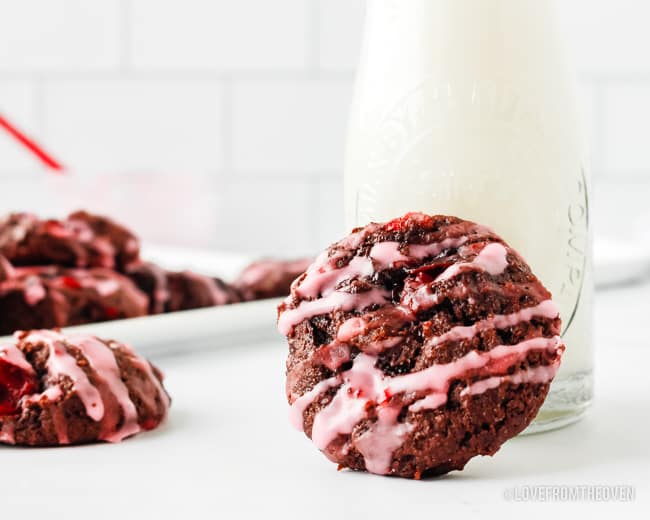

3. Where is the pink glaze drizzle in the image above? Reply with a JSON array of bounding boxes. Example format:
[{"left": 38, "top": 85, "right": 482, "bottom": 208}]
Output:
[
  {"left": 460, "top": 358, "right": 562, "bottom": 397},
  {"left": 90, "top": 278, "right": 120, "bottom": 296},
  {"left": 336, "top": 308, "right": 411, "bottom": 352},
  {"left": 436, "top": 242, "right": 509, "bottom": 282},
  {"left": 289, "top": 376, "right": 340, "bottom": 430},
  {"left": 278, "top": 239, "right": 510, "bottom": 336},
  {"left": 0, "top": 343, "right": 35, "bottom": 373},
  {"left": 278, "top": 288, "right": 389, "bottom": 336},
  {"left": 388, "top": 337, "right": 559, "bottom": 398},
  {"left": 22, "top": 276, "right": 46, "bottom": 306},
  {"left": 408, "top": 392, "right": 448, "bottom": 412},
  {"left": 291, "top": 335, "right": 563, "bottom": 475},
  {"left": 333, "top": 290, "right": 555, "bottom": 357},
  {"left": 296, "top": 256, "right": 375, "bottom": 299},
  {"left": 73, "top": 336, "right": 141, "bottom": 442},
  {"left": 425, "top": 300, "right": 560, "bottom": 347},
  {"left": 26, "top": 385, "right": 62, "bottom": 405},
  {"left": 336, "top": 317, "right": 367, "bottom": 341},
  {"left": 360, "top": 336, "right": 403, "bottom": 355},
  {"left": 296, "top": 237, "right": 469, "bottom": 300},
  {"left": 369, "top": 236, "right": 468, "bottom": 269},
  {"left": 401, "top": 282, "right": 440, "bottom": 312},
  {"left": 22, "top": 330, "right": 104, "bottom": 426},
  {"left": 355, "top": 405, "right": 414, "bottom": 474}
]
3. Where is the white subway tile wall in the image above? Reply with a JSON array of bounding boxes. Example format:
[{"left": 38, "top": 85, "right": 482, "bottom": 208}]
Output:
[
  {"left": 0, "top": 0, "right": 648, "bottom": 256},
  {"left": 317, "top": 0, "right": 366, "bottom": 70},
  {"left": 558, "top": 0, "right": 650, "bottom": 74},
  {"left": 218, "top": 178, "right": 316, "bottom": 256},
  {"left": 231, "top": 80, "right": 351, "bottom": 173},
  {"left": 42, "top": 79, "right": 223, "bottom": 171},
  {"left": 0, "top": 0, "right": 122, "bottom": 70},
  {"left": 131, "top": 0, "right": 309, "bottom": 70},
  {"left": 603, "top": 85, "right": 650, "bottom": 173}
]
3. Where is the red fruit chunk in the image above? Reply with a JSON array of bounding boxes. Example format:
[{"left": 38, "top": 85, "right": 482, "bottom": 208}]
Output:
[
  {"left": 384, "top": 214, "right": 413, "bottom": 232},
  {"left": 140, "top": 417, "right": 158, "bottom": 431},
  {"left": 60, "top": 275, "right": 82, "bottom": 289},
  {"left": 384, "top": 212, "right": 433, "bottom": 232},
  {"left": 43, "top": 219, "right": 70, "bottom": 238},
  {"left": 0, "top": 358, "right": 37, "bottom": 415},
  {"left": 103, "top": 306, "right": 120, "bottom": 319}
]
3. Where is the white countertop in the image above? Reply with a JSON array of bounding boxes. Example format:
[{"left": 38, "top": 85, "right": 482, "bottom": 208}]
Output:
[{"left": 2, "top": 281, "right": 649, "bottom": 519}]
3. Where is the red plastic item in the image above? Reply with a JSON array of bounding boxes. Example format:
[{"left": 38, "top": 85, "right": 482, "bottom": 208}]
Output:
[{"left": 0, "top": 114, "right": 64, "bottom": 172}]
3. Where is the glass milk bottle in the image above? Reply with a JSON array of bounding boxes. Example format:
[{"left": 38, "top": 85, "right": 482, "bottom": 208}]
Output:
[{"left": 344, "top": 0, "right": 592, "bottom": 432}]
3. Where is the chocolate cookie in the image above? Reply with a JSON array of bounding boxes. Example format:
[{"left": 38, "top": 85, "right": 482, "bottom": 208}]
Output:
[
  {"left": 235, "top": 258, "right": 312, "bottom": 301},
  {"left": 0, "top": 211, "right": 140, "bottom": 271},
  {"left": 0, "top": 264, "right": 148, "bottom": 335},
  {"left": 166, "top": 271, "right": 241, "bottom": 312},
  {"left": 278, "top": 212, "right": 565, "bottom": 478},
  {"left": 125, "top": 262, "right": 170, "bottom": 314},
  {"left": 0, "top": 329, "right": 170, "bottom": 446},
  {"left": 68, "top": 210, "right": 140, "bottom": 270}
]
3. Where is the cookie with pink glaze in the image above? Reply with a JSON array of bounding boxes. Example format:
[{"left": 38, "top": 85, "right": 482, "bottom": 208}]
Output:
[
  {"left": 125, "top": 261, "right": 170, "bottom": 314},
  {"left": 235, "top": 257, "right": 312, "bottom": 301},
  {"left": 0, "top": 265, "right": 148, "bottom": 335},
  {"left": 68, "top": 210, "right": 140, "bottom": 270},
  {"left": 0, "top": 211, "right": 140, "bottom": 271},
  {"left": 0, "top": 329, "right": 170, "bottom": 446},
  {"left": 278, "top": 212, "right": 565, "bottom": 478}
]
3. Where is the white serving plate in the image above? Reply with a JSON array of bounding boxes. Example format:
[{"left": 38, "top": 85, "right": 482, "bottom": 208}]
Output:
[
  {"left": 67, "top": 298, "right": 281, "bottom": 356},
  {"left": 0, "top": 246, "right": 284, "bottom": 355}
]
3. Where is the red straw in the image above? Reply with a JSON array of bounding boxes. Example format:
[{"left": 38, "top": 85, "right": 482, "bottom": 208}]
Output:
[{"left": 0, "top": 114, "right": 64, "bottom": 172}]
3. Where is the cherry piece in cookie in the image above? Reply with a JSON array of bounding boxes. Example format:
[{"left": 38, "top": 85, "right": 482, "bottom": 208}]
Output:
[{"left": 0, "top": 348, "right": 37, "bottom": 415}]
